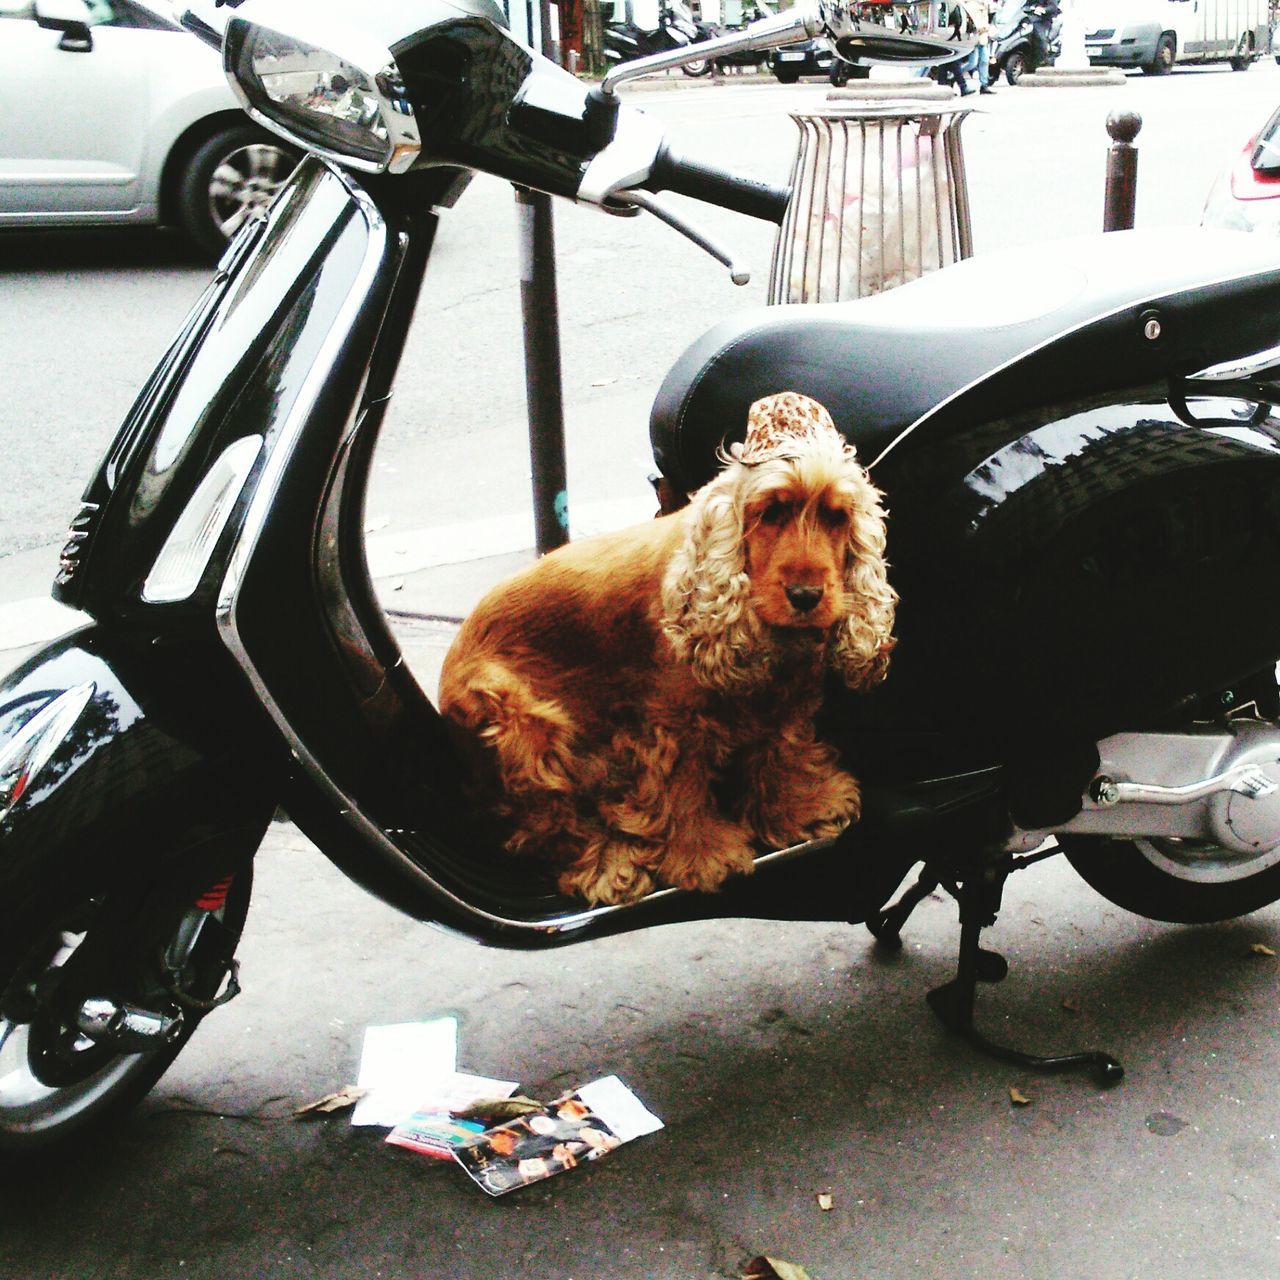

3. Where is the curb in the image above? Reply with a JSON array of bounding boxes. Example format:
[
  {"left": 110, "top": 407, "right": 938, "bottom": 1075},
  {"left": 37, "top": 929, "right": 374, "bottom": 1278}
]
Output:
[{"left": 1019, "top": 66, "right": 1127, "bottom": 86}]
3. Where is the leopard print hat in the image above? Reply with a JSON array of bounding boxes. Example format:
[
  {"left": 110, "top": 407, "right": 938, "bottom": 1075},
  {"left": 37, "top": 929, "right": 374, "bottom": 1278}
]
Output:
[{"left": 731, "top": 391, "right": 855, "bottom": 466}]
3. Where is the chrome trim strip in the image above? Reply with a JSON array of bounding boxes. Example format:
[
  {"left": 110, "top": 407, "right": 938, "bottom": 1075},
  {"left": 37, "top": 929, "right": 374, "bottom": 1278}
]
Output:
[{"left": 1186, "top": 341, "right": 1280, "bottom": 384}]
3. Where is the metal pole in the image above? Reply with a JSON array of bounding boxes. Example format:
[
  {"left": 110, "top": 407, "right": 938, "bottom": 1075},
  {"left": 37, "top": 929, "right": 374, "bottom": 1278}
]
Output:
[
  {"left": 1102, "top": 109, "right": 1141, "bottom": 232},
  {"left": 515, "top": 186, "right": 569, "bottom": 556}
]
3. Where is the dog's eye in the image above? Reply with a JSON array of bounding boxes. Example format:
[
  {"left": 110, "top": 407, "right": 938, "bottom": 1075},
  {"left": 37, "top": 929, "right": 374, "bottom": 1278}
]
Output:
[
  {"left": 759, "top": 499, "right": 791, "bottom": 525},
  {"left": 818, "top": 506, "right": 849, "bottom": 529}
]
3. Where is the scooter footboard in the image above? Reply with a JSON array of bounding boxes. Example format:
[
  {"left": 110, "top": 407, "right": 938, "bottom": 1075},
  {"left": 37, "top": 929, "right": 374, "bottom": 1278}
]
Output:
[{"left": 0, "top": 627, "right": 276, "bottom": 930}]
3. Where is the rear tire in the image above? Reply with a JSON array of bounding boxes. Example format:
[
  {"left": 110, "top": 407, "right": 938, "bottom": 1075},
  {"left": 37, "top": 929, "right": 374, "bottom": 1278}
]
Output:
[
  {"left": 1060, "top": 835, "right": 1280, "bottom": 924},
  {"left": 1004, "top": 49, "right": 1028, "bottom": 84},
  {"left": 681, "top": 57, "right": 712, "bottom": 77},
  {"left": 1142, "top": 32, "right": 1175, "bottom": 74},
  {"left": 773, "top": 67, "right": 800, "bottom": 83},
  {"left": 0, "top": 871, "right": 252, "bottom": 1162}
]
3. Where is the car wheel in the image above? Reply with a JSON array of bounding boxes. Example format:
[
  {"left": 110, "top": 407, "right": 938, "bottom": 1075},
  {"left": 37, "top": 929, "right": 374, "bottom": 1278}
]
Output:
[
  {"left": 681, "top": 57, "right": 713, "bottom": 77},
  {"left": 1142, "top": 32, "right": 1175, "bottom": 74},
  {"left": 1004, "top": 49, "right": 1028, "bottom": 84},
  {"left": 773, "top": 68, "right": 800, "bottom": 83},
  {"left": 176, "top": 125, "right": 300, "bottom": 260}
]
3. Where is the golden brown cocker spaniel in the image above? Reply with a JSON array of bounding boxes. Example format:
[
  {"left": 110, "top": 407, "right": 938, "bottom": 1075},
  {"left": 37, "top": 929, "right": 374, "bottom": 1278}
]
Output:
[{"left": 438, "top": 392, "right": 896, "bottom": 906}]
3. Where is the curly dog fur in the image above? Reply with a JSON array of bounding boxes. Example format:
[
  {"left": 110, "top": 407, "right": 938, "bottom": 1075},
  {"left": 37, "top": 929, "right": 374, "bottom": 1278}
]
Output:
[{"left": 438, "top": 392, "right": 896, "bottom": 906}]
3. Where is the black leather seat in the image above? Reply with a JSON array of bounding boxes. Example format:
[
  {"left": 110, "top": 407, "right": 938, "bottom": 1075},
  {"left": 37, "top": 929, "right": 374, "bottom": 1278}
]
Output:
[{"left": 650, "top": 228, "right": 1280, "bottom": 496}]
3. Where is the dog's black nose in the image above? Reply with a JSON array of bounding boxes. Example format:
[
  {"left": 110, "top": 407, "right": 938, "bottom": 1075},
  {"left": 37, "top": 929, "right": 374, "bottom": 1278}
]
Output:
[{"left": 785, "top": 585, "right": 824, "bottom": 614}]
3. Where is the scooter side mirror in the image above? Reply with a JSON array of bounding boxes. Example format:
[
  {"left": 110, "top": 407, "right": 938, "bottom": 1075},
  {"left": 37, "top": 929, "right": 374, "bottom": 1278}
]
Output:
[{"left": 814, "top": 0, "right": 963, "bottom": 64}]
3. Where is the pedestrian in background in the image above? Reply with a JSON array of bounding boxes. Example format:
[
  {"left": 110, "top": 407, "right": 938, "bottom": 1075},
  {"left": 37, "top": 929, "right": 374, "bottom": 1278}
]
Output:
[{"left": 962, "top": 0, "right": 998, "bottom": 93}]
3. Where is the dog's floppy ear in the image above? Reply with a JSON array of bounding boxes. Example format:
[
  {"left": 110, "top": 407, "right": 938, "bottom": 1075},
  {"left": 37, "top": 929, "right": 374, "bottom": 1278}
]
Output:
[
  {"left": 660, "top": 468, "right": 771, "bottom": 692},
  {"left": 831, "top": 466, "right": 897, "bottom": 691}
]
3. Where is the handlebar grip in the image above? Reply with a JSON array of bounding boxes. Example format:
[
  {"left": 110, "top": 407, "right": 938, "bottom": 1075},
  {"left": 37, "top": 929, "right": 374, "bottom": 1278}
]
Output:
[{"left": 644, "top": 144, "right": 791, "bottom": 225}]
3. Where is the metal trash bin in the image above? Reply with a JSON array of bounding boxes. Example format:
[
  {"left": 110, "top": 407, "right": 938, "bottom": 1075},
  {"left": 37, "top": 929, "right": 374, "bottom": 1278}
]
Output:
[{"left": 769, "top": 100, "right": 975, "bottom": 304}]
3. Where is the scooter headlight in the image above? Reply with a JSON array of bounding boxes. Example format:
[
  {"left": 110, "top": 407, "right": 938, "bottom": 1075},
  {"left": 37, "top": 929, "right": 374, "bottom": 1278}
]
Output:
[{"left": 223, "top": 9, "right": 421, "bottom": 174}]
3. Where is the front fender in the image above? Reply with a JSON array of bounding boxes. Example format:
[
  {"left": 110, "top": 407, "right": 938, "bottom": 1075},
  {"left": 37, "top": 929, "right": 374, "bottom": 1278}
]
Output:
[{"left": 0, "top": 627, "right": 277, "bottom": 915}]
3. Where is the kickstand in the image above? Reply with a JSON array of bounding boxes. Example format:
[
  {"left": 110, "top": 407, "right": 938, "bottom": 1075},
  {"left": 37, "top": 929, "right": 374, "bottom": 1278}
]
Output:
[{"left": 872, "top": 861, "right": 1124, "bottom": 1086}]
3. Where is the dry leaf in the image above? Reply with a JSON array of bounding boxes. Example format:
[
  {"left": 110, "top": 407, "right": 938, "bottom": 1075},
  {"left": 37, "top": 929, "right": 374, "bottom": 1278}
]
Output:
[
  {"left": 1249, "top": 943, "right": 1276, "bottom": 957},
  {"left": 1009, "top": 1087, "right": 1032, "bottom": 1106},
  {"left": 1061, "top": 996, "right": 1081, "bottom": 1014},
  {"left": 451, "top": 1095, "right": 543, "bottom": 1122},
  {"left": 816, "top": 1192, "right": 834, "bottom": 1211},
  {"left": 293, "top": 1086, "right": 367, "bottom": 1118},
  {"left": 741, "top": 1258, "right": 814, "bottom": 1280}
]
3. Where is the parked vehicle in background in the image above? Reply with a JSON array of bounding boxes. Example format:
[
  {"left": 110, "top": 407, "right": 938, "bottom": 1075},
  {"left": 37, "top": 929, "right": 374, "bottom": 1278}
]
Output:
[
  {"left": 1080, "top": 0, "right": 1269, "bottom": 74},
  {"left": 601, "top": 0, "right": 716, "bottom": 75},
  {"left": 989, "top": 0, "right": 1061, "bottom": 82},
  {"left": 1202, "top": 101, "right": 1280, "bottom": 232},
  {"left": 768, "top": 34, "right": 838, "bottom": 78},
  {"left": 707, "top": 0, "right": 776, "bottom": 70},
  {"left": 0, "top": 0, "right": 299, "bottom": 256}
]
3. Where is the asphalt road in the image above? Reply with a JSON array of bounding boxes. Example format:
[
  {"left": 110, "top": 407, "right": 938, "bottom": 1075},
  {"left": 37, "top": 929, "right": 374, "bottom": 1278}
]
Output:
[{"left": 4, "top": 64, "right": 1280, "bottom": 1280}]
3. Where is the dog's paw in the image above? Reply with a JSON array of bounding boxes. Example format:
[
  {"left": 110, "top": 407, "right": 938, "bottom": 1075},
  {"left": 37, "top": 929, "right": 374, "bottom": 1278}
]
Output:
[
  {"left": 804, "top": 769, "right": 862, "bottom": 838},
  {"left": 660, "top": 826, "right": 756, "bottom": 894},
  {"left": 558, "top": 844, "right": 656, "bottom": 906}
]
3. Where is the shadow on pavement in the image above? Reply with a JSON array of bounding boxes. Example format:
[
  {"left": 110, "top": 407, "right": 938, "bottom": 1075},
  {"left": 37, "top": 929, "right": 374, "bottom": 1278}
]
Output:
[{"left": 0, "top": 226, "right": 211, "bottom": 273}]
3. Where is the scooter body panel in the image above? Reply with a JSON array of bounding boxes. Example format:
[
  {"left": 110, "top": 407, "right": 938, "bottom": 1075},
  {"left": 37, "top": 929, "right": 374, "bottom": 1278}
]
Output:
[
  {"left": 0, "top": 628, "right": 276, "bottom": 935},
  {"left": 833, "top": 394, "right": 1280, "bottom": 782},
  {"left": 53, "top": 158, "right": 400, "bottom": 626}
]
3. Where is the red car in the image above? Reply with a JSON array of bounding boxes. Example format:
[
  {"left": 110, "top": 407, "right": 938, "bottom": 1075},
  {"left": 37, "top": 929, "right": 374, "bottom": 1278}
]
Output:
[{"left": 1203, "top": 104, "right": 1280, "bottom": 234}]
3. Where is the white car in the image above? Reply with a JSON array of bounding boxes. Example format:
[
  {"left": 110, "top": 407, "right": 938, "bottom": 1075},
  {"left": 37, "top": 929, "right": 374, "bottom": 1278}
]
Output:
[{"left": 0, "top": 0, "right": 299, "bottom": 256}]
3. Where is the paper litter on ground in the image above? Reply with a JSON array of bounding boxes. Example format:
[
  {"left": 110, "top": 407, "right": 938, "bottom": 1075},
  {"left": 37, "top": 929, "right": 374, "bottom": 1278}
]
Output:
[
  {"left": 452, "top": 1074, "right": 663, "bottom": 1196},
  {"left": 350, "top": 1018, "right": 458, "bottom": 1127},
  {"left": 384, "top": 1074, "right": 522, "bottom": 1158}
]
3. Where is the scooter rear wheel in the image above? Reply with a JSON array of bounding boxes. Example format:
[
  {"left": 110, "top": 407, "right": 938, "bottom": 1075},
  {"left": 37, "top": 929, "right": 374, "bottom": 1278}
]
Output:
[
  {"left": 1059, "top": 834, "right": 1280, "bottom": 924},
  {"left": 0, "top": 872, "right": 252, "bottom": 1162}
]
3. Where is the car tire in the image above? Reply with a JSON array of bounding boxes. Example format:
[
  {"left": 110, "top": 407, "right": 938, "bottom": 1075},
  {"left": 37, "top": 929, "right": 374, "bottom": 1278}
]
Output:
[
  {"left": 1142, "top": 32, "right": 1175, "bottom": 74},
  {"left": 175, "top": 125, "right": 300, "bottom": 260},
  {"left": 773, "top": 68, "right": 800, "bottom": 83}
]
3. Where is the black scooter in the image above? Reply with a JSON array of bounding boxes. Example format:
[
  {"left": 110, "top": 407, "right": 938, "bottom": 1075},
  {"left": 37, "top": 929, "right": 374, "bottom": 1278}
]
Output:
[
  {"left": 7, "top": 0, "right": 1280, "bottom": 1160},
  {"left": 603, "top": 0, "right": 716, "bottom": 76},
  {"left": 989, "top": 0, "right": 1061, "bottom": 83}
]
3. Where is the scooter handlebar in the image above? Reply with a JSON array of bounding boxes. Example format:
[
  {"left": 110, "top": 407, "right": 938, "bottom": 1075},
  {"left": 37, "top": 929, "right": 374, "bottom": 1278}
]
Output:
[{"left": 642, "top": 143, "right": 791, "bottom": 226}]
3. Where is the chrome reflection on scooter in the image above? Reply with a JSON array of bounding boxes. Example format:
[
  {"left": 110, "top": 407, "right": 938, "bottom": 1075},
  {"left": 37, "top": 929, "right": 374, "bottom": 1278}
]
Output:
[
  {"left": 0, "top": 682, "right": 95, "bottom": 821},
  {"left": 220, "top": 3, "right": 422, "bottom": 173},
  {"left": 815, "top": 0, "right": 962, "bottom": 65}
]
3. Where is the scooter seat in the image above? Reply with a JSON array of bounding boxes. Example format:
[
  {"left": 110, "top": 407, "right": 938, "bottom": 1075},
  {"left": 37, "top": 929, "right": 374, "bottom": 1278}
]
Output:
[{"left": 650, "top": 228, "right": 1280, "bottom": 494}]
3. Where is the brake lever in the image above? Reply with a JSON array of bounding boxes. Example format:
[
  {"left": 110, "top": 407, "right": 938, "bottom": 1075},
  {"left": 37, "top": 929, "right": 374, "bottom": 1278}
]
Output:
[{"left": 615, "top": 188, "right": 752, "bottom": 286}]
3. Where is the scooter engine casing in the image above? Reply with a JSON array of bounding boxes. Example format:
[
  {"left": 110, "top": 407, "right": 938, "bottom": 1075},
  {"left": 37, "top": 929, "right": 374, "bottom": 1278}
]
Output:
[{"left": 1051, "top": 721, "right": 1280, "bottom": 855}]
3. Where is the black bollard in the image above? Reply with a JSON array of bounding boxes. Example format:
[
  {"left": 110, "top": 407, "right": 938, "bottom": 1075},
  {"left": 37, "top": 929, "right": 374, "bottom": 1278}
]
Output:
[{"left": 1103, "top": 109, "right": 1142, "bottom": 232}]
